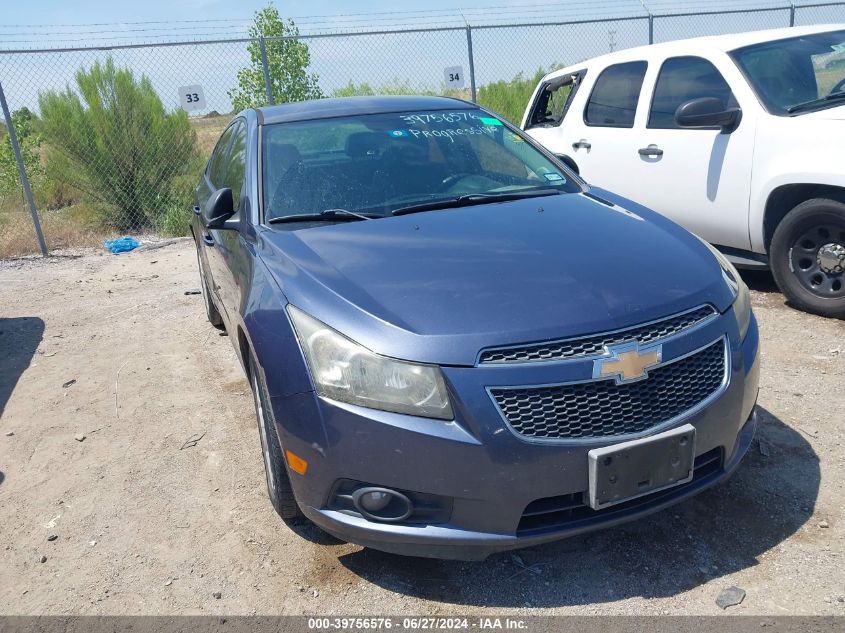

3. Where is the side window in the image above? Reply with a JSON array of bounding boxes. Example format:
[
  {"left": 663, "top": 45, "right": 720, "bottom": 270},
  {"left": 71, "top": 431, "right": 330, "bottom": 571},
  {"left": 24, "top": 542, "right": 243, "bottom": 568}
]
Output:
[
  {"left": 584, "top": 61, "right": 648, "bottom": 128},
  {"left": 207, "top": 124, "right": 236, "bottom": 187},
  {"left": 223, "top": 122, "right": 247, "bottom": 208},
  {"left": 527, "top": 71, "right": 585, "bottom": 128},
  {"left": 648, "top": 56, "right": 735, "bottom": 129}
]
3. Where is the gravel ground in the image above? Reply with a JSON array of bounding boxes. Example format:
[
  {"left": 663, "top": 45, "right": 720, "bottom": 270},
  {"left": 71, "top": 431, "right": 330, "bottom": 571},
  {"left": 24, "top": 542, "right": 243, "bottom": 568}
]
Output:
[{"left": 0, "top": 239, "right": 842, "bottom": 616}]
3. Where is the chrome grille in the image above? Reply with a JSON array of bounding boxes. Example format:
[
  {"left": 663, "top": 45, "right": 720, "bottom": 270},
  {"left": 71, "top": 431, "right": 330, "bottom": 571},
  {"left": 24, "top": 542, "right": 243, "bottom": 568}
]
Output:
[
  {"left": 478, "top": 305, "right": 716, "bottom": 364},
  {"left": 490, "top": 338, "right": 726, "bottom": 440}
]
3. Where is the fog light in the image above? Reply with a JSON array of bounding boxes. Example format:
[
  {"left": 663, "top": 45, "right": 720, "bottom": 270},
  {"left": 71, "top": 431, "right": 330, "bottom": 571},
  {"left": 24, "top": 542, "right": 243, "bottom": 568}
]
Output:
[
  {"left": 351, "top": 487, "right": 413, "bottom": 522},
  {"left": 359, "top": 490, "right": 391, "bottom": 512}
]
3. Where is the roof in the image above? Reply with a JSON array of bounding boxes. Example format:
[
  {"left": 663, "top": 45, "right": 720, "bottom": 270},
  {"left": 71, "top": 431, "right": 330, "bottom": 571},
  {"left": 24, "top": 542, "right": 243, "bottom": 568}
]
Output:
[
  {"left": 544, "top": 23, "right": 845, "bottom": 80},
  {"left": 256, "top": 95, "right": 475, "bottom": 125}
]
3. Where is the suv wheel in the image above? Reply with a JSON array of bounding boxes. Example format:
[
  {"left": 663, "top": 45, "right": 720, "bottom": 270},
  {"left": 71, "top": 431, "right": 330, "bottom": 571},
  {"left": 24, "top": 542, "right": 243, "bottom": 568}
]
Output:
[
  {"left": 770, "top": 198, "right": 845, "bottom": 318},
  {"left": 195, "top": 246, "right": 224, "bottom": 328},
  {"left": 248, "top": 351, "right": 304, "bottom": 521}
]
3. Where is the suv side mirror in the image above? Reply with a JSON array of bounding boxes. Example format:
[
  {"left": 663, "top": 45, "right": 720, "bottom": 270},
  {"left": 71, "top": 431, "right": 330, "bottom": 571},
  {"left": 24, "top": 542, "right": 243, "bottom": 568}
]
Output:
[
  {"left": 675, "top": 97, "right": 742, "bottom": 133},
  {"left": 201, "top": 188, "right": 236, "bottom": 229},
  {"left": 554, "top": 154, "right": 580, "bottom": 175}
]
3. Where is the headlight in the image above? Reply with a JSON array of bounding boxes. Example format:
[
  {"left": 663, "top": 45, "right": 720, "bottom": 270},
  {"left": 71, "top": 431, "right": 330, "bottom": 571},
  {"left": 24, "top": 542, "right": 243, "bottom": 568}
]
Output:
[
  {"left": 699, "top": 239, "right": 752, "bottom": 340},
  {"left": 287, "top": 305, "right": 454, "bottom": 420}
]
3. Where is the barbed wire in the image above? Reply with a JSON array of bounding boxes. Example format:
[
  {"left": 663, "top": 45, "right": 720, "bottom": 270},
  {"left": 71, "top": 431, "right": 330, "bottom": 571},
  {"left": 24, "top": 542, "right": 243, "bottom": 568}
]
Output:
[{"left": 0, "top": 0, "right": 810, "bottom": 47}]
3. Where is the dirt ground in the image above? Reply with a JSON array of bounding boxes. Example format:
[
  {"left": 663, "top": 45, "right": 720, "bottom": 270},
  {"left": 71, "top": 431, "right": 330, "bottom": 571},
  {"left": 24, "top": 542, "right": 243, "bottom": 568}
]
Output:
[{"left": 0, "top": 238, "right": 843, "bottom": 616}]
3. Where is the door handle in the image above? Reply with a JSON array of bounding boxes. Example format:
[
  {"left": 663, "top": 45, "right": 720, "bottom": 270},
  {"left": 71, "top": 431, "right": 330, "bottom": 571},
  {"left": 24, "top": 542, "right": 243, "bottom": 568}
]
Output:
[
  {"left": 202, "top": 234, "right": 214, "bottom": 247},
  {"left": 638, "top": 145, "right": 664, "bottom": 157},
  {"left": 572, "top": 139, "right": 591, "bottom": 150},
  {"left": 192, "top": 205, "right": 201, "bottom": 215}
]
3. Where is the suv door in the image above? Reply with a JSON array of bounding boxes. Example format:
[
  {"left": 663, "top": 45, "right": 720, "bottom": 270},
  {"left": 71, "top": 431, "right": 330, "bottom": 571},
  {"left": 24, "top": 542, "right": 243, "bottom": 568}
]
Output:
[
  {"left": 626, "top": 55, "right": 754, "bottom": 250},
  {"left": 541, "top": 61, "right": 649, "bottom": 194}
]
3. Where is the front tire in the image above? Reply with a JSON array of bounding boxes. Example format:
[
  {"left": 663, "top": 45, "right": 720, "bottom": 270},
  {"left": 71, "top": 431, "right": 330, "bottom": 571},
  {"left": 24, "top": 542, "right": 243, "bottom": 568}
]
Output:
[
  {"left": 770, "top": 198, "right": 845, "bottom": 319},
  {"left": 248, "top": 351, "right": 303, "bottom": 521}
]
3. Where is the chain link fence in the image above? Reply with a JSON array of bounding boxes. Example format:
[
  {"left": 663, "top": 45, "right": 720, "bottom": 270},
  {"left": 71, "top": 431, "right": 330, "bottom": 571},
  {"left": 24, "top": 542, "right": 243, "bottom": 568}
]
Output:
[{"left": 1, "top": 2, "right": 844, "bottom": 256}]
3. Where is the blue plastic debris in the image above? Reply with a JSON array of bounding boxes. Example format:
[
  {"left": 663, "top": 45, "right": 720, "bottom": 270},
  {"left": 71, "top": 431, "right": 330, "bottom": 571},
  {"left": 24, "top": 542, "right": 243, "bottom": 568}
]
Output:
[{"left": 104, "top": 236, "right": 140, "bottom": 254}]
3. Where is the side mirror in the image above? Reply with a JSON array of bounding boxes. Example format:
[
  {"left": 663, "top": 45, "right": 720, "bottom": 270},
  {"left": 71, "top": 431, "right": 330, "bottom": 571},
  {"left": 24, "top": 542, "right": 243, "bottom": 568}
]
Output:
[
  {"left": 201, "top": 188, "right": 235, "bottom": 229},
  {"left": 675, "top": 97, "right": 742, "bottom": 133},
  {"left": 554, "top": 154, "right": 580, "bottom": 175}
]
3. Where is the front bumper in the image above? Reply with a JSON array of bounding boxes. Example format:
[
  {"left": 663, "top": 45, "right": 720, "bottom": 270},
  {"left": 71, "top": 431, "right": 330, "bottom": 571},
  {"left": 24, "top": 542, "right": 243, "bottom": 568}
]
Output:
[{"left": 271, "top": 311, "right": 761, "bottom": 560}]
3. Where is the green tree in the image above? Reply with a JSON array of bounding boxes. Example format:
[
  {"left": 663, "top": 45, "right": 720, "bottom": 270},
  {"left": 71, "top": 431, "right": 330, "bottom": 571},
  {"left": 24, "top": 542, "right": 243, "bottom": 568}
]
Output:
[
  {"left": 0, "top": 107, "right": 43, "bottom": 198},
  {"left": 38, "top": 58, "right": 198, "bottom": 231},
  {"left": 229, "top": 4, "right": 323, "bottom": 111}
]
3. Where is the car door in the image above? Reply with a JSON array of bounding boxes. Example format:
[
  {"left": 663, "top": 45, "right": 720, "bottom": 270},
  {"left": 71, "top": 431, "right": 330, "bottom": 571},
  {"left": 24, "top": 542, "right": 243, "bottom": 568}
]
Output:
[
  {"left": 624, "top": 55, "right": 755, "bottom": 250},
  {"left": 212, "top": 120, "right": 249, "bottom": 319},
  {"left": 542, "top": 60, "right": 651, "bottom": 194},
  {"left": 196, "top": 121, "right": 237, "bottom": 321}
]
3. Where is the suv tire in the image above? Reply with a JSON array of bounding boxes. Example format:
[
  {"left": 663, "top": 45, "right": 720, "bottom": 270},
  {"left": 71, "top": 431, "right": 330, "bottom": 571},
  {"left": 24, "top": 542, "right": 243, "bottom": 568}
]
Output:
[{"left": 770, "top": 198, "right": 845, "bottom": 319}]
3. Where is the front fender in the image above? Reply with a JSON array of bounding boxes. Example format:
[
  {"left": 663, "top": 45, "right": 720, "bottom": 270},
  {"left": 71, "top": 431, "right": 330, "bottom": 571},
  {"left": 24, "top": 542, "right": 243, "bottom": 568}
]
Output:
[{"left": 750, "top": 114, "right": 845, "bottom": 252}]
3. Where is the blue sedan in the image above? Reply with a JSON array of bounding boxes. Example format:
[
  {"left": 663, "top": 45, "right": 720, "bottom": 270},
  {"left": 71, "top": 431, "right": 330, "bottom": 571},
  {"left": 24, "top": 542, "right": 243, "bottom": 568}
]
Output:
[{"left": 192, "top": 96, "right": 760, "bottom": 560}]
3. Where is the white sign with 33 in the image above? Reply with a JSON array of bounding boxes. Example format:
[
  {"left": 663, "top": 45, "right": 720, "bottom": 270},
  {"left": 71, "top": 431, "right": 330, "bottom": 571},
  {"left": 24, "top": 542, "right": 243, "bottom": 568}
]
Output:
[{"left": 179, "top": 85, "right": 207, "bottom": 112}]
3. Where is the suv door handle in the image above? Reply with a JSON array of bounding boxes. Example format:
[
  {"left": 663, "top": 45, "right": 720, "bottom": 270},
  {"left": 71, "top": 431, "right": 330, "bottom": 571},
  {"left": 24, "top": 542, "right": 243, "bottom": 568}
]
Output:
[
  {"left": 202, "top": 234, "right": 214, "bottom": 247},
  {"left": 192, "top": 205, "right": 201, "bottom": 215},
  {"left": 638, "top": 145, "right": 664, "bottom": 157},
  {"left": 572, "top": 139, "right": 591, "bottom": 150}
]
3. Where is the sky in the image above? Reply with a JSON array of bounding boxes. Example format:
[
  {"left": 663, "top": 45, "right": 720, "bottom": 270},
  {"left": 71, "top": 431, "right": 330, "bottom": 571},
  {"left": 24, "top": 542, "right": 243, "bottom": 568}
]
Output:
[
  {"left": 1, "top": 0, "right": 843, "bottom": 115},
  {"left": 0, "top": 0, "right": 818, "bottom": 45}
]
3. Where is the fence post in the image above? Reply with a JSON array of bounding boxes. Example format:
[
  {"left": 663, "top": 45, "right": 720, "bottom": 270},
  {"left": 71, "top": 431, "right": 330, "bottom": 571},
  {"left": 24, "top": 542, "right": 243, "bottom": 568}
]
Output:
[
  {"left": 789, "top": 2, "right": 796, "bottom": 26},
  {"left": 465, "top": 25, "right": 477, "bottom": 103},
  {"left": 0, "top": 80, "right": 47, "bottom": 257},
  {"left": 648, "top": 13, "right": 654, "bottom": 44},
  {"left": 259, "top": 37, "right": 274, "bottom": 105}
]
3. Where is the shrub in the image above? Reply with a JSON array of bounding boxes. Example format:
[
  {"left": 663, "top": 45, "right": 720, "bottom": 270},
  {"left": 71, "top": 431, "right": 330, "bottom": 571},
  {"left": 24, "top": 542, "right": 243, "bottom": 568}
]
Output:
[
  {"left": 38, "top": 58, "right": 199, "bottom": 231},
  {"left": 476, "top": 68, "right": 550, "bottom": 125},
  {"left": 0, "top": 107, "right": 43, "bottom": 198}
]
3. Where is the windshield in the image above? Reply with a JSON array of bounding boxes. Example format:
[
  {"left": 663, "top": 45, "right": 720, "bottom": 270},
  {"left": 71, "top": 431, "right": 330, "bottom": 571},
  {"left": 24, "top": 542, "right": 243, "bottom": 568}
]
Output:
[
  {"left": 731, "top": 29, "right": 845, "bottom": 115},
  {"left": 261, "top": 109, "right": 579, "bottom": 222}
]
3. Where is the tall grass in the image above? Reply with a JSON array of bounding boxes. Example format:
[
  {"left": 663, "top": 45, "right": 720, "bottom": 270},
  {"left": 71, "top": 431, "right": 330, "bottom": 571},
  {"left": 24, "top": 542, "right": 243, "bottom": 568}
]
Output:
[{"left": 477, "top": 67, "right": 556, "bottom": 125}]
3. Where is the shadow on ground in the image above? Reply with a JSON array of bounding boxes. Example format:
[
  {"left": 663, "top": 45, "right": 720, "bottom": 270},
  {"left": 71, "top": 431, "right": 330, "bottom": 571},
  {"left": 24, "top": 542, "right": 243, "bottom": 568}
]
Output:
[
  {"left": 0, "top": 317, "right": 44, "bottom": 418},
  {"left": 741, "top": 270, "right": 781, "bottom": 295},
  {"left": 337, "top": 407, "right": 819, "bottom": 607}
]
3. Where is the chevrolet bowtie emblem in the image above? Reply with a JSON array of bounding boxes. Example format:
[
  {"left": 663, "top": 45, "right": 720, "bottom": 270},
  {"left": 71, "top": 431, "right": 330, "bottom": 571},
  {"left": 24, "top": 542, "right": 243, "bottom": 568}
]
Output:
[{"left": 593, "top": 342, "right": 662, "bottom": 384}]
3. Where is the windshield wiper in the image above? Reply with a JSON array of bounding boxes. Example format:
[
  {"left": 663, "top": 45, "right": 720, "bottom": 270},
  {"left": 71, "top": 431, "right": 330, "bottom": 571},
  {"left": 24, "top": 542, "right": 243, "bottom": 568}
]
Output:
[
  {"left": 786, "top": 91, "right": 845, "bottom": 113},
  {"left": 267, "top": 208, "right": 379, "bottom": 224},
  {"left": 391, "top": 188, "right": 563, "bottom": 217}
]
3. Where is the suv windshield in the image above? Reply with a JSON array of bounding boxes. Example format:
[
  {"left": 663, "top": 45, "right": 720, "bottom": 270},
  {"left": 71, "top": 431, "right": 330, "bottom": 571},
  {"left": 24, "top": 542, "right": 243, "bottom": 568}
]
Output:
[
  {"left": 262, "top": 109, "right": 579, "bottom": 222},
  {"left": 731, "top": 29, "right": 845, "bottom": 115}
]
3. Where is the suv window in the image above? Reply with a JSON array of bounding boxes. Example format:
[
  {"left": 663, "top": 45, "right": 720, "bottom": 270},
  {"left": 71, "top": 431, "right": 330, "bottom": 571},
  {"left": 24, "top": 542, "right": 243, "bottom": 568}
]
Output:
[
  {"left": 649, "top": 56, "right": 735, "bottom": 128},
  {"left": 208, "top": 124, "right": 237, "bottom": 187},
  {"left": 584, "top": 61, "right": 648, "bottom": 127},
  {"left": 528, "top": 71, "right": 585, "bottom": 127},
  {"left": 223, "top": 121, "right": 247, "bottom": 207}
]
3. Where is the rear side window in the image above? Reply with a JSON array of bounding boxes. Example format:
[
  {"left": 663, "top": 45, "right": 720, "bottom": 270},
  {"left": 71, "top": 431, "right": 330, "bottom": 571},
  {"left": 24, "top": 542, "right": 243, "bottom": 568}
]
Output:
[
  {"left": 527, "top": 71, "right": 585, "bottom": 128},
  {"left": 648, "top": 56, "right": 735, "bottom": 128},
  {"left": 584, "top": 61, "right": 648, "bottom": 128}
]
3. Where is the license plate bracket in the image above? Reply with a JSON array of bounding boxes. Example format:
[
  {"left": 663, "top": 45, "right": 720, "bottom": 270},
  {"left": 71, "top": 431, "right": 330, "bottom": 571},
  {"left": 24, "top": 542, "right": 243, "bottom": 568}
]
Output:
[{"left": 587, "top": 424, "right": 696, "bottom": 510}]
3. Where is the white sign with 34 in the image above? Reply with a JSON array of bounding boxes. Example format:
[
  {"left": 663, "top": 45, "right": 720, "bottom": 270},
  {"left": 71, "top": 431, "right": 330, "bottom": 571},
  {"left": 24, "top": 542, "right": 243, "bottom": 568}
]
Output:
[{"left": 443, "top": 66, "right": 465, "bottom": 89}]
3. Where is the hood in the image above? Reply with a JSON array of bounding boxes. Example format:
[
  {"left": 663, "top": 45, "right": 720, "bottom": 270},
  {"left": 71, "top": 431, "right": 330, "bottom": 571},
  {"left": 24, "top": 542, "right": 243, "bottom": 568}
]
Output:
[
  {"left": 802, "top": 103, "right": 845, "bottom": 120},
  {"left": 258, "top": 190, "right": 734, "bottom": 366}
]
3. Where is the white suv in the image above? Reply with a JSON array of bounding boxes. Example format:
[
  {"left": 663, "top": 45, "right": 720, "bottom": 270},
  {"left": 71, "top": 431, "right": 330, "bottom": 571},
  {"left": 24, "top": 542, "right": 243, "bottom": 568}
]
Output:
[{"left": 522, "top": 24, "right": 845, "bottom": 318}]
